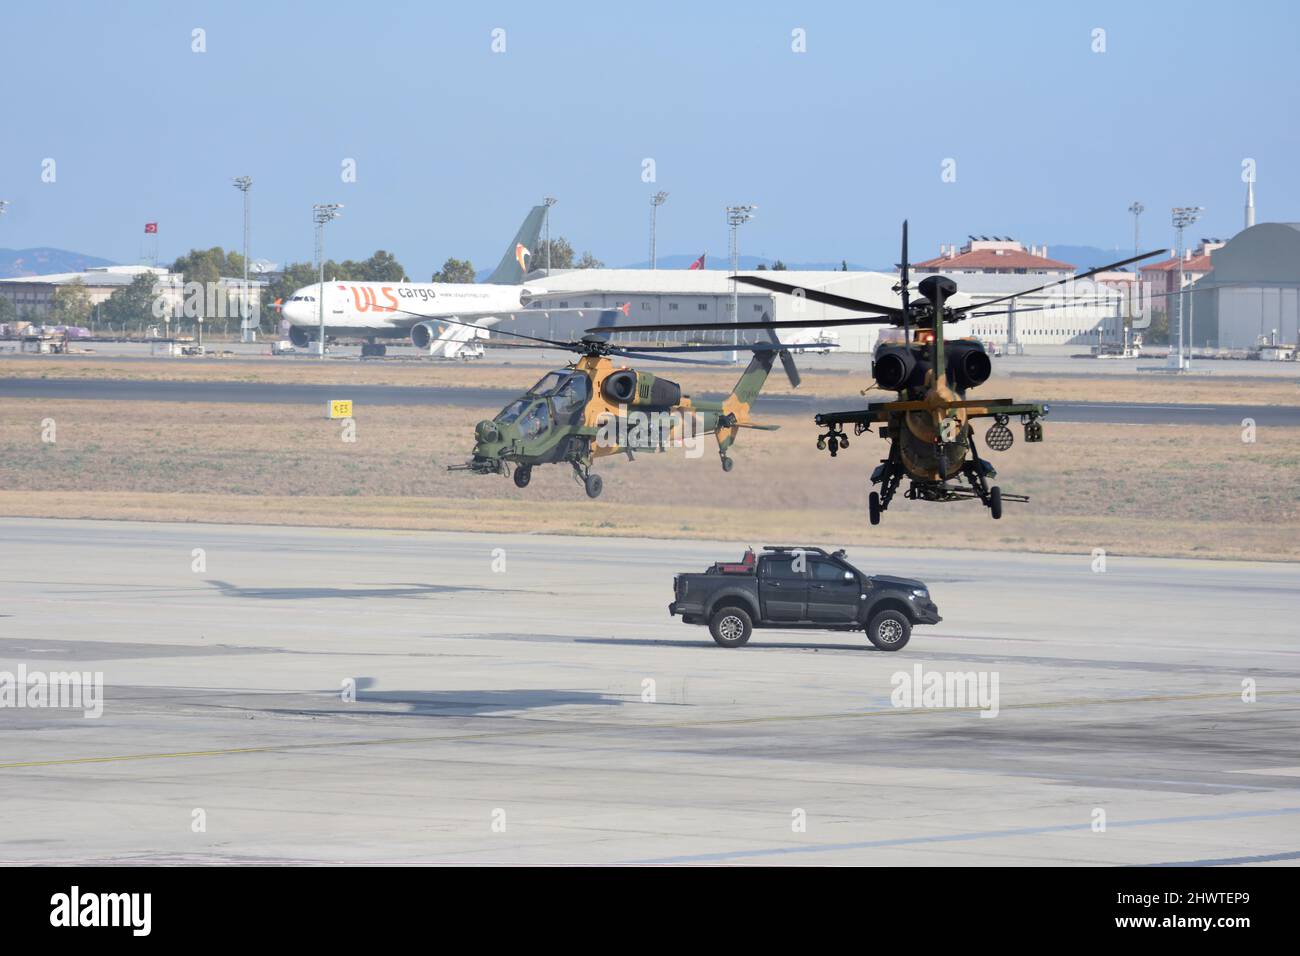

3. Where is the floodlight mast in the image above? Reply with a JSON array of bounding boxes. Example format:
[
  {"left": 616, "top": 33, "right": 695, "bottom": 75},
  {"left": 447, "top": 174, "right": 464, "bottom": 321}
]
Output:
[
  {"left": 650, "top": 191, "right": 668, "bottom": 270},
  {"left": 312, "top": 203, "right": 343, "bottom": 358},
  {"left": 1169, "top": 206, "right": 1203, "bottom": 370},
  {"left": 726, "top": 204, "right": 757, "bottom": 360},
  {"left": 233, "top": 177, "right": 253, "bottom": 341}
]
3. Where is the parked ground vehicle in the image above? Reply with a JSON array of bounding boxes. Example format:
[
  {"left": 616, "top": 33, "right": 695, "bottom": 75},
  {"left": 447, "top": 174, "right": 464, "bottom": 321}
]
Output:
[{"left": 669, "top": 546, "right": 940, "bottom": 650}]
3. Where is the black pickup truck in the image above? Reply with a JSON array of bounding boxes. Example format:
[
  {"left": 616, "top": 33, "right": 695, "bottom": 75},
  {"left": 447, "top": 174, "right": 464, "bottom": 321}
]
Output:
[{"left": 669, "top": 546, "right": 941, "bottom": 650}]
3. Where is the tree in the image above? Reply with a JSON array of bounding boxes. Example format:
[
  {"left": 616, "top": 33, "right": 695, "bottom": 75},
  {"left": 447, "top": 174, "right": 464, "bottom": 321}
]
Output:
[
  {"left": 98, "top": 273, "right": 160, "bottom": 333},
  {"left": 841, "top": 260, "right": 848, "bottom": 272},
  {"left": 172, "top": 247, "right": 244, "bottom": 287},
  {"left": 536, "top": 237, "right": 574, "bottom": 271},
  {"left": 432, "top": 257, "right": 477, "bottom": 283},
  {"left": 771, "top": 260, "right": 787, "bottom": 271},
  {"left": 51, "top": 278, "right": 92, "bottom": 326},
  {"left": 0, "top": 294, "right": 16, "bottom": 327},
  {"left": 576, "top": 251, "right": 604, "bottom": 269}
]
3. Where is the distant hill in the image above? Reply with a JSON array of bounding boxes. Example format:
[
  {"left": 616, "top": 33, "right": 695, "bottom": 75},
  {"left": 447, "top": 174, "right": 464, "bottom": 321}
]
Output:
[{"left": 0, "top": 248, "right": 117, "bottom": 279}]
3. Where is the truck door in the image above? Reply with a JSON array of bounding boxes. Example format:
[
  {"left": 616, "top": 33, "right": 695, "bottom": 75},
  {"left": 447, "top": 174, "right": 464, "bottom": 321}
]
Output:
[
  {"left": 759, "top": 555, "right": 807, "bottom": 622},
  {"left": 806, "top": 559, "right": 861, "bottom": 623}
]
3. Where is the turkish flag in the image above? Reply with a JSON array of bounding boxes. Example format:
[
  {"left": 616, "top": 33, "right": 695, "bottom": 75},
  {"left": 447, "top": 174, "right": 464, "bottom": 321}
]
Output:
[
  {"left": 688, "top": 253, "right": 705, "bottom": 270},
  {"left": 144, "top": 222, "right": 158, "bottom": 234}
]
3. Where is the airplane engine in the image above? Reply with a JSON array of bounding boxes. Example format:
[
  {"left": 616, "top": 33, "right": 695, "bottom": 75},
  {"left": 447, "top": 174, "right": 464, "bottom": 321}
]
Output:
[
  {"left": 600, "top": 370, "right": 681, "bottom": 407},
  {"left": 288, "top": 325, "right": 311, "bottom": 348},
  {"left": 410, "top": 321, "right": 438, "bottom": 350}
]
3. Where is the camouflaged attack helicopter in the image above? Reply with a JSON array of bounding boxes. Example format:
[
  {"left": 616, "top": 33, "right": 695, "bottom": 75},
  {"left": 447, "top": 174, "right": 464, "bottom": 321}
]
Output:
[
  {"left": 592, "top": 222, "right": 1165, "bottom": 522},
  {"left": 425, "top": 309, "right": 818, "bottom": 498}
]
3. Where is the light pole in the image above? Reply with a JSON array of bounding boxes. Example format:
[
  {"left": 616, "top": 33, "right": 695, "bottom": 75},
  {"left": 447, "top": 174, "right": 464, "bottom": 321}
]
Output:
[
  {"left": 313, "top": 203, "right": 343, "bottom": 358},
  {"left": 543, "top": 196, "right": 557, "bottom": 274},
  {"left": 1170, "top": 206, "right": 1203, "bottom": 370},
  {"left": 232, "top": 177, "right": 253, "bottom": 342},
  {"left": 726, "top": 204, "right": 756, "bottom": 360},
  {"left": 650, "top": 191, "right": 668, "bottom": 269},
  {"left": 1126, "top": 202, "right": 1144, "bottom": 351}
]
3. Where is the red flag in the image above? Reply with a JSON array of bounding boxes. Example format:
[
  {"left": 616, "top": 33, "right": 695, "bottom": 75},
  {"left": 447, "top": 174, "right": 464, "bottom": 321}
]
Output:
[
  {"left": 144, "top": 222, "right": 158, "bottom": 234},
  {"left": 688, "top": 252, "right": 705, "bottom": 270}
]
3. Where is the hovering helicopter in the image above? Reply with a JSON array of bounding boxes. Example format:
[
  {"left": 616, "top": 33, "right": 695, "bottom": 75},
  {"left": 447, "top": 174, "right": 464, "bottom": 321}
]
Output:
[
  {"left": 589, "top": 223, "right": 1165, "bottom": 522},
  {"left": 411, "top": 308, "right": 815, "bottom": 498}
]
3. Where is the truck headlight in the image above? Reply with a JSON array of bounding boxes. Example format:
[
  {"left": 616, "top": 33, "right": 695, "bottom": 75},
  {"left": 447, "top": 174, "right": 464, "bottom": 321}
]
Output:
[{"left": 911, "top": 588, "right": 929, "bottom": 599}]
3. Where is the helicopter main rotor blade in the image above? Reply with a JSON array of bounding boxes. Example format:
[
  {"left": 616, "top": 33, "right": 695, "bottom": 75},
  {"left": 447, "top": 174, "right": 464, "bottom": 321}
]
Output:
[
  {"left": 968, "top": 276, "right": 1238, "bottom": 317},
  {"left": 607, "top": 341, "right": 834, "bottom": 353},
  {"left": 586, "top": 315, "right": 893, "bottom": 335},
  {"left": 608, "top": 348, "right": 731, "bottom": 366},
  {"left": 389, "top": 308, "right": 626, "bottom": 351},
  {"left": 949, "top": 249, "right": 1168, "bottom": 315},
  {"left": 731, "top": 275, "right": 904, "bottom": 318}
]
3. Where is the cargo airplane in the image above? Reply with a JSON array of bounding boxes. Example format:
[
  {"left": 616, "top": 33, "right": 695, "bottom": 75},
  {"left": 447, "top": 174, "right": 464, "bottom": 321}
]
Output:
[{"left": 280, "top": 205, "right": 589, "bottom": 357}]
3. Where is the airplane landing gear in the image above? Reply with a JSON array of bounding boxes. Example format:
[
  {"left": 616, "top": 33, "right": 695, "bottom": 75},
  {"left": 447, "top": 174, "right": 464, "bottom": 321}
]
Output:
[
  {"left": 720, "top": 455, "right": 734, "bottom": 472},
  {"left": 513, "top": 465, "right": 532, "bottom": 488}
]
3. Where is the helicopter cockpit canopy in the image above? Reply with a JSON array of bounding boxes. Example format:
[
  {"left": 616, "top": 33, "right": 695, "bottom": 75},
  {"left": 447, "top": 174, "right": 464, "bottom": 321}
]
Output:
[
  {"left": 494, "top": 370, "right": 591, "bottom": 435},
  {"left": 526, "top": 370, "right": 570, "bottom": 395}
]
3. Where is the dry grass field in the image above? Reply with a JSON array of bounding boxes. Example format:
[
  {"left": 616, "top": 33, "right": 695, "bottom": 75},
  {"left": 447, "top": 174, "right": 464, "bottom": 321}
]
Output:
[
  {"left": 2, "top": 397, "right": 1296, "bottom": 560},
  {"left": 3, "top": 354, "right": 1298, "bottom": 405}
]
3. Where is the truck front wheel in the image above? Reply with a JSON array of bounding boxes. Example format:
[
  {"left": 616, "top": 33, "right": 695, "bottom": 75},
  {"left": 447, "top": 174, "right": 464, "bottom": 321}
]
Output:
[
  {"left": 709, "top": 606, "right": 753, "bottom": 648},
  {"left": 867, "top": 609, "right": 911, "bottom": 651}
]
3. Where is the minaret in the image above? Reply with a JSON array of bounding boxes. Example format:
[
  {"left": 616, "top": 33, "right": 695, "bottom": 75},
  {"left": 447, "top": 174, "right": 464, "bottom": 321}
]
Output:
[{"left": 1245, "top": 178, "right": 1256, "bottom": 229}]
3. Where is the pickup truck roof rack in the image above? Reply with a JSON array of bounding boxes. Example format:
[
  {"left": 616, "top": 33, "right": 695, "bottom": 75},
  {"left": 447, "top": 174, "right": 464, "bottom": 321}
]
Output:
[
  {"left": 759, "top": 546, "right": 847, "bottom": 561},
  {"left": 762, "top": 546, "right": 847, "bottom": 559}
]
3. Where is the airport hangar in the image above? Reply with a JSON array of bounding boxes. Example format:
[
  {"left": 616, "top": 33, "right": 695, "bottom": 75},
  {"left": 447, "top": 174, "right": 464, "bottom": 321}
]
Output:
[
  {"left": 1184, "top": 222, "right": 1300, "bottom": 349},
  {"left": 505, "top": 264, "right": 1126, "bottom": 354}
]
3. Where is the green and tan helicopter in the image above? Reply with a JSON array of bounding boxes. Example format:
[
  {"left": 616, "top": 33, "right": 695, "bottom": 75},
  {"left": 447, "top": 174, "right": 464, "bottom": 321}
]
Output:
[
  {"left": 591, "top": 222, "right": 1164, "bottom": 522},
  {"left": 416, "top": 309, "right": 817, "bottom": 498}
]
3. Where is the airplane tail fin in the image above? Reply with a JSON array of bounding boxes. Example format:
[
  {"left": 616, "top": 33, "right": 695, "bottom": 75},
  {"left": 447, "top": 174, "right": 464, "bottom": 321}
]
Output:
[{"left": 483, "top": 205, "right": 548, "bottom": 285}]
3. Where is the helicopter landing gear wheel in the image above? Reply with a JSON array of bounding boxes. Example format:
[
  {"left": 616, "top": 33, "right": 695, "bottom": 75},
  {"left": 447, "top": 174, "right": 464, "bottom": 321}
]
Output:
[
  {"left": 584, "top": 473, "right": 603, "bottom": 498},
  {"left": 512, "top": 465, "right": 532, "bottom": 489},
  {"left": 989, "top": 485, "right": 1002, "bottom": 520},
  {"left": 720, "top": 455, "right": 733, "bottom": 473},
  {"left": 869, "top": 491, "right": 881, "bottom": 526}
]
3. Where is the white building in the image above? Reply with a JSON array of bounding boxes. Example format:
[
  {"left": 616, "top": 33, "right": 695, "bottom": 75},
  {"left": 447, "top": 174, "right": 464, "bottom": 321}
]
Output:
[
  {"left": 0, "top": 265, "right": 183, "bottom": 324},
  {"left": 514, "top": 261, "right": 1125, "bottom": 354}
]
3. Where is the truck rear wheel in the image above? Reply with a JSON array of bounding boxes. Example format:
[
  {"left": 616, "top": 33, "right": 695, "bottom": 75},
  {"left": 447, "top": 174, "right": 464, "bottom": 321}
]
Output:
[
  {"left": 709, "top": 606, "right": 753, "bottom": 648},
  {"left": 867, "top": 609, "right": 911, "bottom": 651}
]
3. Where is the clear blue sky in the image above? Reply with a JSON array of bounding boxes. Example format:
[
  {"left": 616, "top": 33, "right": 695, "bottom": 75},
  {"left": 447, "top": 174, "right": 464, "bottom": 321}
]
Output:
[{"left": 1, "top": 0, "right": 1296, "bottom": 276}]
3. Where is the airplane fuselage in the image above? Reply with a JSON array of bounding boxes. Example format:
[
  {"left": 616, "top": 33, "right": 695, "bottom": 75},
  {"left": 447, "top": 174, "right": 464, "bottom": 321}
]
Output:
[{"left": 281, "top": 280, "right": 542, "bottom": 338}]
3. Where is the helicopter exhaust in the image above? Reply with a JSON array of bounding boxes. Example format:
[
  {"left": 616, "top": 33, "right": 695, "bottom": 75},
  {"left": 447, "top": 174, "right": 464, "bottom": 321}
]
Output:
[{"left": 600, "top": 370, "right": 682, "bottom": 407}]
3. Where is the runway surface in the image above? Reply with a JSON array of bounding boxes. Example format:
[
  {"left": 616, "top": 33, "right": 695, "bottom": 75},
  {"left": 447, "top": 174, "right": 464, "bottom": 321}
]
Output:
[
  {"left": 0, "top": 517, "right": 1297, "bottom": 865},
  {"left": 2, "top": 376, "right": 1296, "bottom": 425}
]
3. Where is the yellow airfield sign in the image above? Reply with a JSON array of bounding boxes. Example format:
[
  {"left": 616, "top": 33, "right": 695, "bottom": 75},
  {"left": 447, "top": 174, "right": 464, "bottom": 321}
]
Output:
[{"left": 328, "top": 399, "right": 354, "bottom": 419}]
